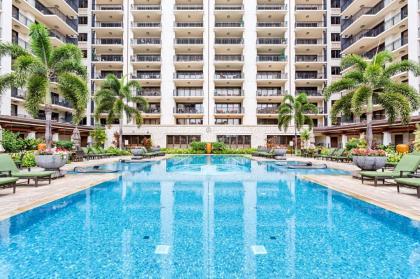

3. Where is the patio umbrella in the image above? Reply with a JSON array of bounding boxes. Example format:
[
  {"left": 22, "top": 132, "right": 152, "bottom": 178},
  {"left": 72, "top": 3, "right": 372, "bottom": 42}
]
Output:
[{"left": 71, "top": 127, "right": 81, "bottom": 151}]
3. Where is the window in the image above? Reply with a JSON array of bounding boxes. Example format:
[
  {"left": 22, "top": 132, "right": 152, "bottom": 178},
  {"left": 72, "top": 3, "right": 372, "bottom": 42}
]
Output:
[
  {"left": 215, "top": 118, "right": 241, "bottom": 125},
  {"left": 78, "top": 16, "right": 87, "bottom": 25},
  {"left": 216, "top": 135, "right": 251, "bottom": 149},
  {"left": 257, "top": 119, "right": 278, "bottom": 125},
  {"left": 331, "top": 66, "right": 341, "bottom": 75},
  {"left": 79, "top": 0, "right": 88, "bottom": 8},
  {"left": 331, "top": 0, "right": 340, "bottom": 8},
  {"left": 331, "top": 33, "right": 340, "bottom": 42},
  {"left": 331, "top": 16, "right": 340, "bottom": 25},
  {"left": 81, "top": 49, "right": 87, "bottom": 58},
  {"left": 143, "top": 119, "right": 160, "bottom": 125},
  {"left": 176, "top": 118, "right": 203, "bottom": 125},
  {"left": 331, "top": 49, "right": 341, "bottom": 59},
  {"left": 166, "top": 135, "right": 201, "bottom": 148},
  {"left": 11, "top": 104, "right": 18, "bottom": 116},
  {"left": 78, "top": 33, "right": 87, "bottom": 42}
]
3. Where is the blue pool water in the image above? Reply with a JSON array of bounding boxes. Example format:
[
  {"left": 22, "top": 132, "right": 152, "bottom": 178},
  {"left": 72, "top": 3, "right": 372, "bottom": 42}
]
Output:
[{"left": 0, "top": 155, "right": 419, "bottom": 278}]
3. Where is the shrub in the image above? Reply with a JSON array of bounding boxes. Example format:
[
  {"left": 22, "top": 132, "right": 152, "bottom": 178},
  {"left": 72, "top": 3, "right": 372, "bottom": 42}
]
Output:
[
  {"left": 387, "top": 151, "right": 403, "bottom": 163},
  {"left": 105, "top": 147, "right": 131, "bottom": 156},
  {"left": 55, "top": 140, "right": 74, "bottom": 150},
  {"left": 2, "top": 130, "right": 24, "bottom": 153},
  {"left": 191, "top": 141, "right": 206, "bottom": 152},
  {"left": 352, "top": 148, "right": 386, "bottom": 157},
  {"left": 142, "top": 138, "right": 152, "bottom": 150},
  {"left": 90, "top": 127, "right": 107, "bottom": 148},
  {"left": 211, "top": 141, "right": 226, "bottom": 152},
  {"left": 345, "top": 138, "right": 367, "bottom": 151},
  {"left": 22, "top": 138, "right": 43, "bottom": 150},
  {"left": 21, "top": 151, "right": 36, "bottom": 168}
]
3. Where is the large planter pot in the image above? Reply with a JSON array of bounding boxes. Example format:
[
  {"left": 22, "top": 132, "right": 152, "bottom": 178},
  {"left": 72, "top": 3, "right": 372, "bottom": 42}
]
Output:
[
  {"left": 131, "top": 148, "right": 145, "bottom": 156},
  {"left": 352, "top": 156, "right": 387, "bottom": 171},
  {"left": 206, "top": 143, "right": 212, "bottom": 154},
  {"left": 396, "top": 144, "right": 409, "bottom": 154},
  {"left": 35, "top": 154, "right": 68, "bottom": 170},
  {"left": 274, "top": 148, "right": 287, "bottom": 157}
]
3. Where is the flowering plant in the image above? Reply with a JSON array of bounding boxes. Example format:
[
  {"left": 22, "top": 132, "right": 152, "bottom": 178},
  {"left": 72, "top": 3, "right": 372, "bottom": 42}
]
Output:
[
  {"left": 351, "top": 148, "right": 386, "bottom": 157},
  {"left": 35, "top": 148, "right": 69, "bottom": 158}
]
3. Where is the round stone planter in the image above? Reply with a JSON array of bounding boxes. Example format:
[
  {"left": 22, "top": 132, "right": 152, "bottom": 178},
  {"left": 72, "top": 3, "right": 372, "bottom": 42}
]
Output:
[
  {"left": 35, "top": 154, "right": 68, "bottom": 170},
  {"left": 274, "top": 148, "right": 287, "bottom": 156},
  {"left": 352, "top": 156, "right": 387, "bottom": 171},
  {"left": 131, "top": 148, "right": 145, "bottom": 156}
]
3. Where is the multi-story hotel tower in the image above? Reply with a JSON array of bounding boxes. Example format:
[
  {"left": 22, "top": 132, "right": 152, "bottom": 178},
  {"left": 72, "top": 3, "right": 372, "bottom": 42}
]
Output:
[{"left": 0, "top": 0, "right": 417, "bottom": 148}]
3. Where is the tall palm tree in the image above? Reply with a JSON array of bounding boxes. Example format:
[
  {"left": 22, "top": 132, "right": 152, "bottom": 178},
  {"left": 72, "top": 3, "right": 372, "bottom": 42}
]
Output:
[
  {"left": 94, "top": 74, "right": 148, "bottom": 149},
  {"left": 0, "top": 23, "right": 88, "bottom": 149},
  {"left": 324, "top": 51, "right": 420, "bottom": 148},
  {"left": 278, "top": 93, "right": 318, "bottom": 151}
]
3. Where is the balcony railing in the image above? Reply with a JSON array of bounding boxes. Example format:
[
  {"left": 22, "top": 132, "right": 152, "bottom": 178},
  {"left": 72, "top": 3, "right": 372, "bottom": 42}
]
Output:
[
  {"left": 132, "top": 4, "right": 161, "bottom": 10},
  {"left": 174, "top": 107, "right": 204, "bottom": 114},
  {"left": 132, "top": 22, "right": 161, "bottom": 28},
  {"left": 215, "top": 38, "right": 244, "bottom": 44},
  {"left": 295, "top": 38, "right": 325, "bottom": 45},
  {"left": 341, "top": 0, "right": 354, "bottom": 12},
  {"left": 174, "top": 4, "right": 203, "bottom": 10},
  {"left": 257, "top": 107, "right": 278, "bottom": 114},
  {"left": 93, "top": 55, "right": 123, "bottom": 62},
  {"left": 295, "top": 4, "right": 326, "bottom": 10},
  {"left": 94, "top": 38, "right": 123, "bottom": 45},
  {"left": 138, "top": 89, "right": 161, "bottom": 96},
  {"left": 257, "top": 22, "right": 287, "bottom": 28},
  {"left": 215, "top": 55, "right": 243, "bottom": 62},
  {"left": 144, "top": 107, "right": 161, "bottom": 113},
  {"left": 93, "top": 72, "right": 123, "bottom": 79},
  {"left": 257, "top": 55, "right": 287, "bottom": 62},
  {"left": 295, "top": 21, "right": 325, "bottom": 28},
  {"left": 342, "top": 11, "right": 407, "bottom": 51},
  {"left": 257, "top": 4, "right": 287, "bottom": 10},
  {"left": 215, "top": 22, "right": 243, "bottom": 27},
  {"left": 215, "top": 72, "right": 243, "bottom": 79},
  {"left": 214, "top": 89, "right": 243, "bottom": 96},
  {"left": 214, "top": 5, "right": 243, "bottom": 10},
  {"left": 295, "top": 72, "right": 326, "bottom": 79},
  {"left": 175, "top": 72, "right": 204, "bottom": 79},
  {"left": 132, "top": 38, "right": 161, "bottom": 44},
  {"left": 385, "top": 36, "right": 408, "bottom": 52},
  {"left": 52, "top": 98, "right": 72, "bottom": 108},
  {"left": 257, "top": 38, "right": 287, "bottom": 44},
  {"left": 341, "top": 0, "right": 389, "bottom": 31},
  {"left": 49, "top": 30, "right": 77, "bottom": 44},
  {"left": 214, "top": 107, "right": 244, "bottom": 114},
  {"left": 132, "top": 55, "right": 161, "bottom": 62},
  {"left": 257, "top": 72, "right": 287, "bottom": 79},
  {"left": 257, "top": 88, "right": 284, "bottom": 96},
  {"left": 176, "top": 22, "right": 203, "bottom": 27},
  {"left": 304, "top": 107, "right": 325, "bottom": 114},
  {"left": 295, "top": 55, "right": 325, "bottom": 62},
  {"left": 299, "top": 90, "right": 323, "bottom": 97},
  {"left": 174, "top": 89, "right": 204, "bottom": 97},
  {"left": 11, "top": 88, "right": 25, "bottom": 99},
  {"left": 93, "top": 21, "right": 123, "bottom": 28},
  {"left": 133, "top": 72, "right": 161, "bottom": 79},
  {"left": 175, "top": 55, "right": 203, "bottom": 62},
  {"left": 12, "top": 11, "right": 34, "bottom": 27},
  {"left": 34, "top": 1, "right": 77, "bottom": 31},
  {"left": 175, "top": 38, "right": 203, "bottom": 44},
  {"left": 93, "top": 4, "right": 123, "bottom": 10}
]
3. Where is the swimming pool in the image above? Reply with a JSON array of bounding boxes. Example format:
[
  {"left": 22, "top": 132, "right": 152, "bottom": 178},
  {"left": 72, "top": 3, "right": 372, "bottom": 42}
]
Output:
[{"left": 0, "top": 155, "right": 419, "bottom": 278}]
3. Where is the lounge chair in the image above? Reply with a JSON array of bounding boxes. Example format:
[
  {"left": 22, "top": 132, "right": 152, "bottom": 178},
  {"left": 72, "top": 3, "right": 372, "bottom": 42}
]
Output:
[
  {"left": 330, "top": 149, "right": 348, "bottom": 162},
  {"left": 394, "top": 177, "right": 420, "bottom": 198},
  {"left": 314, "top": 148, "right": 336, "bottom": 160},
  {"left": 360, "top": 155, "right": 420, "bottom": 186},
  {"left": 252, "top": 147, "right": 274, "bottom": 158},
  {"left": 0, "top": 154, "right": 54, "bottom": 187},
  {"left": 0, "top": 177, "right": 19, "bottom": 193}
]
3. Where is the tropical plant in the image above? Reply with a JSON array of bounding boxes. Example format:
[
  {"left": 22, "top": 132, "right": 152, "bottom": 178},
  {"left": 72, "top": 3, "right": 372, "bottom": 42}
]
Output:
[
  {"left": 89, "top": 127, "right": 107, "bottom": 148},
  {"left": 324, "top": 51, "right": 420, "bottom": 149},
  {"left": 414, "top": 124, "right": 420, "bottom": 151},
  {"left": 54, "top": 140, "right": 74, "bottom": 150},
  {"left": 190, "top": 141, "right": 207, "bottom": 152},
  {"left": 0, "top": 23, "right": 88, "bottom": 149},
  {"left": 278, "top": 93, "right": 318, "bottom": 151},
  {"left": 94, "top": 75, "right": 148, "bottom": 149},
  {"left": 345, "top": 138, "right": 367, "bottom": 151},
  {"left": 21, "top": 151, "right": 36, "bottom": 168},
  {"left": 300, "top": 128, "right": 311, "bottom": 149},
  {"left": 352, "top": 148, "right": 386, "bottom": 157}
]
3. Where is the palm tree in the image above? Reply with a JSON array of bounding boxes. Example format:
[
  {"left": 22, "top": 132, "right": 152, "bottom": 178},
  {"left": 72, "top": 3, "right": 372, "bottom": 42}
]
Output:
[
  {"left": 94, "top": 74, "right": 148, "bottom": 149},
  {"left": 278, "top": 93, "right": 318, "bottom": 152},
  {"left": 324, "top": 51, "right": 420, "bottom": 148},
  {"left": 300, "top": 128, "right": 311, "bottom": 149},
  {"left": 0, "top": 23, "right": 88, "bottom": 149}
]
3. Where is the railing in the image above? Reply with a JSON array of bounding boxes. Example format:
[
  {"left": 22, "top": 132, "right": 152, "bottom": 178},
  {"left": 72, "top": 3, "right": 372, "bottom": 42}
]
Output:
[
  {"left": 132, "top": 4, "right": 161, "bottom": 10},
  {"left": 300, "top": 90, "right": 323, "bottom": 96},
  {"left": 385, "top": 36, "right": 408, "bottom": 52},
  {"left": 176, "top": 22, "right": 203, "bottom": 27},
  {"left": 132, "top": 38, "right": 161, "bottom": 44},
  {"left": 295, "top": 72, "right": 326, "bottom": 79},
  {"left": 295, "top": 4, "right": 326, "bottom": 10},
  {"left": 144, "top": 107, "right": 161, "bottom": 113},
  {"left": 133, "top": 72, "right": 161, "bottom": 79},
  {"left": 341, "top": 0, "right": 354, "bottom": 12},
  {"left": 175, "top": 38, "right": 203, "bottom": 44},
  {"left": 174, "top": 89, "right": 204, "bottom": 97},
  {"left": 214, "top": 5, "right": 243, "bottom": 10},
  {"left": 12, "top": 11, "right": 34, "bottom": 27},
  {"left": 257, "top": 55, "right": 287, "bottom": 62},
  {"left": 342, "top": 11, "right": 407, "bottom": 51},
  {"left": 49, "top": 30, "right": 77, "bottom": 44},
  {"left": 93, "top": 4, "right": 123, "bottom": 10},
  {"left": 215, "top": 38, "right": 243, "bottom": 44},
  {"left": 66, "top": 0, "right": 78, "bottom": 12},
  {"left": 52, "top": 98, "right": 72, "bottom": 108},
  {"left": 215, "top": 72, "right": 243, "bottom": 79},
  {"left": 257, "top": 4, "right": 287, "bottom": 10},
  {"left": 175, "top": 72, "right": 204, "bottom": 79},
  {"left": 295, "top": 21, "right": 325, "bottom": 28},
  {"left": 257, "top": 22, "right": 287, "bottom": 27},
  {"left": 257, "top": 88, "right": 284, "bottom": 96},
  {"left": 93, "top": 21, "right": 123, "bottom": 28},
  {"left": 93, "top": 55, "right": 123, "bottom": 62},
  {"left": 214, "top": 89, "right": 243, "bottom": 96},
  {"left": 304, "top": 107, "right": 325, "bottom": 114},
  {"left": 132, "top": 22, "right": 161, "bottom": 28},
  {"left": 215, "top": 22, "right": 243, "bottom": 27},
  {"left": 214, "top": 107, "right": 244, "bottom": 114},
  {"left": 215, "top": 55, "right": 243, "bottom": 62},
  {"left": 341, "top": 0, "right": 390, "bottom": 31},
  {"left": 257, "top": 72, "right": 287, "bottom": 79},
  {"left": 174, "top": 4, "right": 203, "bottom": 10},
  {"left": 93, "top": 72, "right": 123, "bottom": 79},
  {"left": 295, "top": 38, "right": 324, "bottom": 45},
  {"left": 132, "top": 55, "right": 161, "bottom": 62},
  {"left": 138, "top": 89, "right": 161, "bottom": 96},
  {"left": 256, "top": 107, "right": 278, "bottom": 114},
  {"left": 175, "top": 55, "right": 203, "bottom": 62},
  {"left": 94, "top": 38, "right": 123, "bottom": 45},
  {"left": 295, "top": 55, "right": 325, "bottom": 62},
  {"left": 34, "top": 1, "right": 77, "bottom": 31},
  {"left": 174, "top": 107, "right": 204, "bottom": 114},
  {"left": 257, "top": 38, "right": 287, "bottom": 44}
]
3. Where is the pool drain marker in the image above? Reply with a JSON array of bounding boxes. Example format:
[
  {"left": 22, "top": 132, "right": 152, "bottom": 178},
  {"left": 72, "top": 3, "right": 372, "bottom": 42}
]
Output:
[
  {"left": 251, "top": 245, "right": 267, "bottom": 255},
  {"left": 155, "top": 245, "right": 170, "bottom": 255},
  {"left": 270, "top": 236, "right": 276, "bottom": 240},
  {"left": 143, "top": 236, "right": 150, "bottom": 240}
]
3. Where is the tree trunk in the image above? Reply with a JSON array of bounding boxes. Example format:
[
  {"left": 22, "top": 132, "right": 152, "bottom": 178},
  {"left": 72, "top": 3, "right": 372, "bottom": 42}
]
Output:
[
  {"left": 45, "top": 106, "right": 53, "bottom": 149},
  {"left": 366, "top": 96, "right": 373, "bottom": 149},
  {"left": 294, "top": 126, "right": 298, "bottom": 155},
  {"left": 119, "top": 118, "right": 123, "bottom": 149}
]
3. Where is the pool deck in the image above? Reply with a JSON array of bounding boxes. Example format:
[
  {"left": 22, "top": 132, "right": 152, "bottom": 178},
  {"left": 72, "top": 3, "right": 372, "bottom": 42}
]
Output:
[
  {"left": 0, "top": 154, "right": 419, "bottom": 222},
  {"left": 0, "top": 155, "right": 167, "bottom": 221},
  {"left": 253, "top": 155, "right": 420, "bottom": 221}
]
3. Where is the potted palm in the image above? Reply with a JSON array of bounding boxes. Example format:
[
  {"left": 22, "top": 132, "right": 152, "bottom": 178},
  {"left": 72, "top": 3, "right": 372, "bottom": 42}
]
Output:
[{"left": 352, "top": 148, "right": 387, "bottom": 171}]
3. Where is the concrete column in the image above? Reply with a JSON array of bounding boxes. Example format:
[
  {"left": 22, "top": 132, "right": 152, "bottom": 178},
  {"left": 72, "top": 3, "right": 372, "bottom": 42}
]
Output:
[
  {"left": 0, "top": 0, "right": 12, "bottom": 115},
  {"left": 52, "top": 133, "right": 59, "bottom": 142},
  {"left": 325, "top": 135, "right": 331, "bottom": 148},
  {"left": 26, "top": 132, "right": 36, "bottom": 139},
  {"left": 341, "top": 134, "right": 347, "bottom": 148},
  {"left": 383, "top": 132, "right": 392, "bottom": 146}
]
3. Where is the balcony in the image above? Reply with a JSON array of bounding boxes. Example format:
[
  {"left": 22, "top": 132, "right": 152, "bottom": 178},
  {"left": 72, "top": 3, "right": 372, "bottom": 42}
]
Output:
[
  {"left": 215, "top": 55, "right": 244, "bottom": 62},
  {"left": 174, "top": 89, "right": 204, "bottom": 97},
  {"left": 304, "top": 107, "right": 325, "bottom": 114},
  {"left": 174, "top": 107, "right": 204, "bottom": 114},
  {"left": 52, "top": 98, "right": 72, "bottom": 109},
  {"left": 93, "top": 72, "right": 123, "bottom": 79},
  {"left": 257, "top": 22, "right": 287, "bottom": 28},
  {"left": 144, "top": 107, "right": 161, "bottom": 114},
  {"left": 175, "top": 38, "right": 203, "bottom": 44},
  {"left": 341, "top": 1, "right": 387, "bottom": 32},
  {"left": 295, "top": 72, "right": 326, "bottom": 80},
  {"left": 34, "top": 1, "right": 77, "bottom": 33},
  {"left": 175, "top": 72, "right": 204, "bottom": 79},
  {"left": 12, "top": 10, "right": 34, "bottom": 30},
  {"left": 93, "top": 4, "right": 123, "bottom": 11},
  {"left": 175, "top": 22, "right": 203, "bottom": 28},
  {"left": 300, "top": 90, "right": 323, "bottom": 97},
  {"left": 132, "top": 4, "right": 161, "bottom": 11},
  {"left": 11, "top": 88, "right": 25, "bottom": 99},
  {"left": 256, "top": 4, "right": 287, "bottom": 11},
  {"left": 257, "top": 38, "right": 287, "bottom": 45},
  {"left": 175, "top": 55, "right": 203, "bottom": 62},
  {"left": 257, "top": 72, "right": 287, "bottom": 79},
  {"left": 133, "top": 72, "right": 161, "bottom": 79},
  {"left": 215, "top": 38, "right": 244, "bottom": 45},
  {"left": 215, "top": 22, "right": 244, "bottom": 28},
  {"left": 49, "top": 30, "right": 77, "bottom": 45},
  {"left": 214, "top": 5, "right": 243, "bottom": 10},
  {"left": 385, "top": 36, "right": 408, "bottom": 52},
  {"left": 256, "top": 107, "right": 278, "bottom": 114},
  {"left": 174, "top": 4, "right": 203, "bottom": 10},
  {"left": 257, "top": 55, "right": 287, "bottom": 62},
  {"left": 295, "top": 4, "right": 326, "bottom": 11},
  {"left": 215, "top": 72, "right": 243, "bottom": 79},
  {"left": 93, "top": 55, "right": 123, "bottom": 62},
  {"left": 214, "top": 88, "right": 243, "bottom": 97},
  {"left": 214, "top": 107, "right": 244, "bottom": 114},
  {"left": 132, "top": 38, "right": 161, "bottom": 45},
  {"left": 138, "top": 88, "right": 161, "bottom": 97},
  {"left": 295, "top": 21, "right": 325, "bottom": 28},
  {"left": 295, "top": 55, "right": 325, "bottom": 62},
  {"left": 256, "top": 88, "right": 284, "bottom": 97},
  {"left": 131, "top": 55, "right": 161, "bottom": 63},
  {"left": 94, "top": 38, "right": 123, "bottom": 45},
  {"left": 92, "top": 21, "right": 123, "bottom": 28},
  {"left": 132, "top": 22, "right": 161, "bottom": 28},
  {"left": 295, "top": 38, "right": 325, "bottom": 45}
]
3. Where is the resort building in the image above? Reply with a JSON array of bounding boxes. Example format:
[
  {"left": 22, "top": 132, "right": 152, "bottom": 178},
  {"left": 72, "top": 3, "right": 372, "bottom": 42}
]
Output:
[
  {"left": 78, "top": 0, "right": 341, "bottom": 148},
  {"left": 314, "top": 0, "right": 419, "bottom": 148}
]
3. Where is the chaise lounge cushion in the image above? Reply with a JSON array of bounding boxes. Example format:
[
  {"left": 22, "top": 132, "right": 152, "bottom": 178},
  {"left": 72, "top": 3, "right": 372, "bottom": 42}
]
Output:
[
  {"left": 361, "top": 155, "right": 420, "bottom": 178},
  {"left": 0, "top": 177, "right": 19, "bottom": 185},
  {"left": 0, "top": 154, "right": 54, "bottom": 178},
  {"left": 394, "top": 178, "right": 420, "bottom": 188}
]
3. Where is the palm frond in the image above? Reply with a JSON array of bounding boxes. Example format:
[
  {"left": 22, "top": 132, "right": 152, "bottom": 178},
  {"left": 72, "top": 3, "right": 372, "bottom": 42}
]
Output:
[
  {"left": 330, "top": 91, "right": 354, "bottom": 121},
  {"left": 323, "top": 78, "right": 357, "bottom": 100},
  {"left": 341, "top": 54, "right": 367, "bottom": 71},
  {"left": 351, "top": 86, "right": 371, "bottom": 116},
  {"left": 384, "top": 82, "right": 420, "bottom": 110},
  {"left": 372, "top": 50, "right": 393, "bottom": 67},
  {"left": 25, "top": 75, "right": 48, "bottom": 117},
  {"left": 383, "top": 60, "right": 420, "bottom": 78},
  {"left": 29, "top": 23, "right": 52, "bottom": 65},
  {"left": 0, "top": 42, "right": 29, "bottom": 59},
  {"left": 0, "top": 73, "right": 24, "bottom": 94},
  {"left": 58, "top": 73, "right": 88, "bottom": 124},
  {"left": 377, "top": 92, "right": 411, "bottom": 124},
  {"left": 53, "top": 60, "right": 87, "bottom": 78},
  {"left": 50, "top": 43, "right": 83, "bottom": 64}
]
